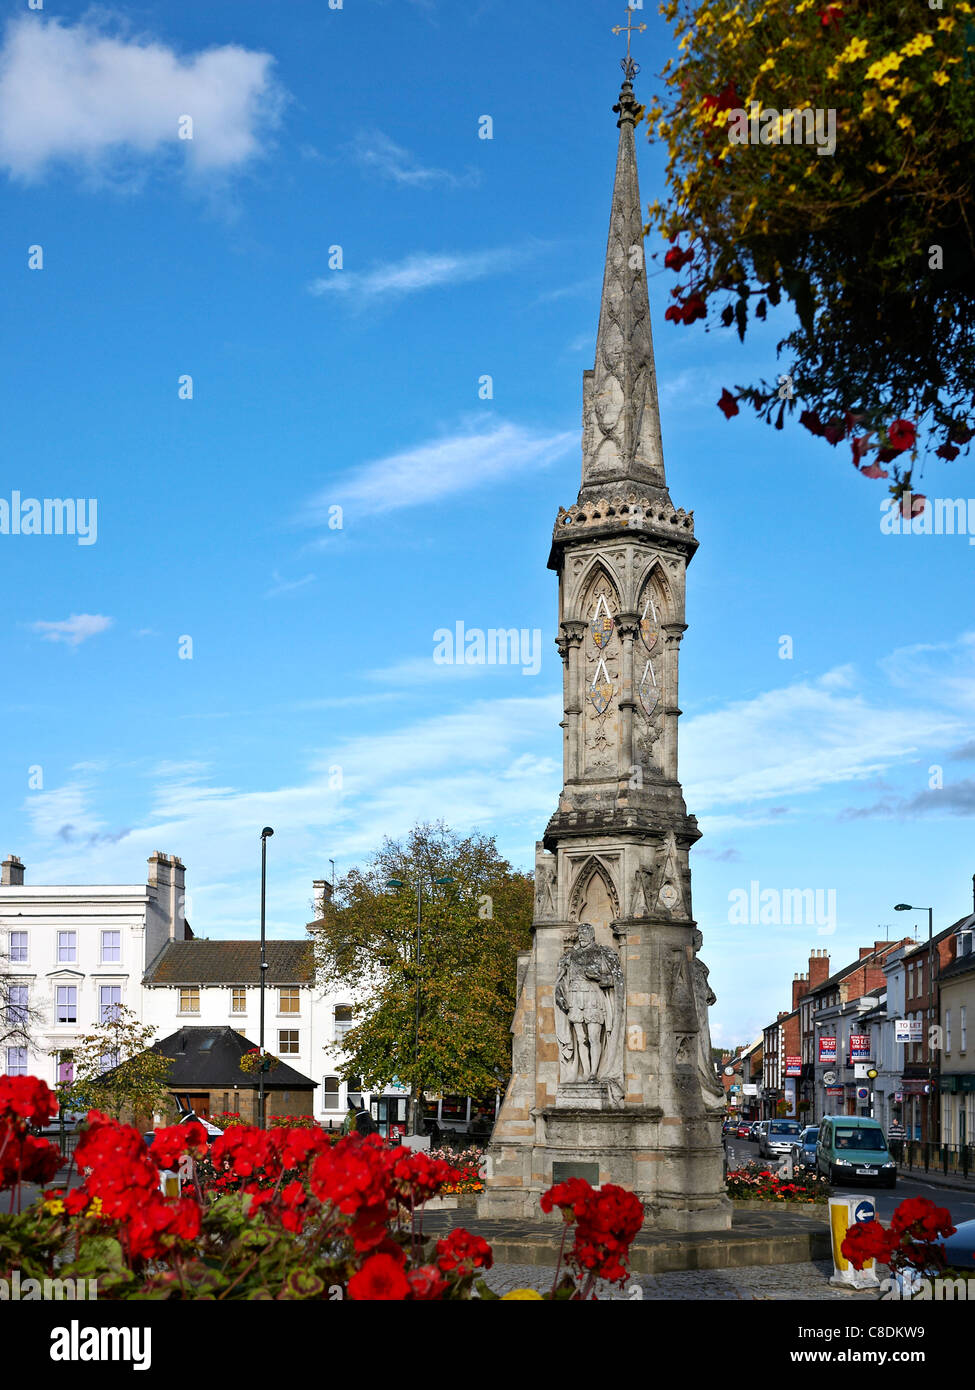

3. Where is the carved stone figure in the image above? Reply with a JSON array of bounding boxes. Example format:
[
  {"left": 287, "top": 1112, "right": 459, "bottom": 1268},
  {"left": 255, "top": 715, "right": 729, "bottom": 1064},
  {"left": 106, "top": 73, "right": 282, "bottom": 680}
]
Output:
[
  {"left": 534, "top": 849, "right": 557, "bottom": 920},
  {"left": 554, "top": 923, "right": 624, "bottom": 1084},
  {"left": 692, "top": 929, "right": 724, "bottom": 1096}
]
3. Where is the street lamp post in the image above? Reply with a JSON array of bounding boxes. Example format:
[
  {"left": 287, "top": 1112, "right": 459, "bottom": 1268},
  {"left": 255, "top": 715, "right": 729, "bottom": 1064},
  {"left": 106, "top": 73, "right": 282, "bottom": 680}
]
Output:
[
  {"left": 894, "top": 902, "right": 935, "bottom": 1148},
  {"left": 258, "top": 827, "right": 274, "bottom": 1130},
  {"left": 386, "top": 872, "right": 456, "bottom": 1135}
]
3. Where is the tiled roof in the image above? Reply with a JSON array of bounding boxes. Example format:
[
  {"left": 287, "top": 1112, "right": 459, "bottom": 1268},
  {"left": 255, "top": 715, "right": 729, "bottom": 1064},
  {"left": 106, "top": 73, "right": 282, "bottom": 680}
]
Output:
[
  {"left": 144, "top": 939, "right": 314, "bottom": 986},
  {"left": 152, "top": 1026, "right": 316, "bottom": 1089}
]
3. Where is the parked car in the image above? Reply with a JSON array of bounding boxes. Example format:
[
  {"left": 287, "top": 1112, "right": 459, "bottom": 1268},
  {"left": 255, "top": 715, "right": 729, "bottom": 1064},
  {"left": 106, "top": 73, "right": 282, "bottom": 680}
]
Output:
[
  {"left": 816, "top": 1115, "right": 896, "bottom": 1187},
  {"left": 747, "top": 1120, "right": 761, "bottom": 1142},
  {"left": 759, "top": 1119, "right": 803, "bottom": 1158},
  {"left": 791, "top": 1126, "right": 820, "bottom": 1170},
  {"left": 755, "top": 1120, "right": 770, "bottom": 1146},
  {"left": 736, "top": 1119, "right": 753, "bottom": 1139},
  {"left": 939, "top": 1218, "right": 975, "bottom": 1270},
  {"left": 722, "top": 1118, "right": 738, "bottom": 1136}
]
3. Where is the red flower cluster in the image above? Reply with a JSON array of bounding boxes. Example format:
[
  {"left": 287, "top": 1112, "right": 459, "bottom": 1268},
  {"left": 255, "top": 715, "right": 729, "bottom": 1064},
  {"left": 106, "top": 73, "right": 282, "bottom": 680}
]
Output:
[
  {"left": 0, "top": 1075, "right": 58, "bottom": 1130},
  {"left": 435, "top": 1228, "right": 493, "bottom": 1275},
  {"left": 210, "top": 1125, "right": 281, "bottom": 1186},
  {"left": 889, "top": 1196, "right": 955, "bottom": 1243},
  {"left": 841, "top": 1197, "right": 957, "bottom": 1273},
  {"left": 0, "top": 1131, "right": 62, "bottom": 1190},
  {"left": 389, "top": 1149, "right": 462, "bottom": 1206},
  {"left": 664, "top": 245, "right": 694, "bottom": 273},
  {"left": 347, "top": 1251, "right": 410, "bottom": 1301},
  {"left": 149, "top": 1122, "right": 208, "bottom": 1172},
  {"left": 73, "top": 1112, "right": 162, "bottom": 1220},
  {"left": 842, "top": 1218, "right": 895, "bottom": 1270},
  {"left": 541, "top": 1179, "right": 644, "bottom": 1286},
  {"left": 665, "top": 293, "right": 706, "bottom": 325}
]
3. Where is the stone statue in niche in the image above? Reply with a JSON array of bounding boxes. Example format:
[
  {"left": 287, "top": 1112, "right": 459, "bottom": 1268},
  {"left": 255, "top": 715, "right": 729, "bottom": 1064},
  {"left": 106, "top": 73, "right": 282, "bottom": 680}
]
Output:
[
  {"left": 534, "top": 852, "right": 557, "bottom": 920},
  {"left": 691, "top": 929, "right": 725, "bottom": 1097},
  {"left": 554, "top": 923, "right": 624, "bottom": 1085}
]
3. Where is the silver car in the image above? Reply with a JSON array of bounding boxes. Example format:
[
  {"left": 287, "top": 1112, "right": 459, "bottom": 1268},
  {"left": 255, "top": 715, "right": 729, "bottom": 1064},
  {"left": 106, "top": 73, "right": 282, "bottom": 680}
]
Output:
[{"left": 760, "top": 1119, "right": 802, "bottom": 1158}]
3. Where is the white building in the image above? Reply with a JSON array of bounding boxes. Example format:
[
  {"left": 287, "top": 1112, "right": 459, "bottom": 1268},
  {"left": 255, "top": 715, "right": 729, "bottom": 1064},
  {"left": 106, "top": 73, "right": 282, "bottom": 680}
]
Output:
[
  {"left": 1, "top": 852, "right": 409, "bottom": 1129},
  {"left": 0, "top": 851, "right": 184, "bottom": 1090}
]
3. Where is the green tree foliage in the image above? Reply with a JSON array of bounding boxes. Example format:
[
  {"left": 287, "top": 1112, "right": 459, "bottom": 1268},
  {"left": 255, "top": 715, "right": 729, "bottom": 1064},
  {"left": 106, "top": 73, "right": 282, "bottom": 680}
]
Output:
[
  {"left": 57, "top": 1006, "right": 174, "bottom": 1125},
  {"left": 312, "top": 823, "right": 533, "bottom": 1125}
]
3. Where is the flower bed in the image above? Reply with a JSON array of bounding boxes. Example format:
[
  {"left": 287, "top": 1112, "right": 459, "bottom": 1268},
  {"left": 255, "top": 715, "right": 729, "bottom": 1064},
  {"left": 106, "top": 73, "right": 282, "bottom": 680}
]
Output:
[
  {"left": 428, "top": 1145, "right": 484, "bottom": 1195},
  {"left": 1, "top": 1075, "right": 645, "bottom": 1300},
  {"left": 726, "top": 1162, "right": 829, "bottom": 1204}
]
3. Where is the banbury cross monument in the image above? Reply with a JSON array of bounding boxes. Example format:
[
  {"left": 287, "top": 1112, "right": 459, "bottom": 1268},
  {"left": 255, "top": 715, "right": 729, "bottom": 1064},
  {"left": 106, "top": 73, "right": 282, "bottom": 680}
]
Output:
[{"left": 478, "top": 33, "right": 731, "bottom": 1232}]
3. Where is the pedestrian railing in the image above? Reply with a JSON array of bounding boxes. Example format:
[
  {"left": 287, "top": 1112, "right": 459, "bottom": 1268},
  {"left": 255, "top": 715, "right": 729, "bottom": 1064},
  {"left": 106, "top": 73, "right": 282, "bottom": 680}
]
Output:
[{"left": 888, "top": 1139, "right": 975, "bottom": 1178}]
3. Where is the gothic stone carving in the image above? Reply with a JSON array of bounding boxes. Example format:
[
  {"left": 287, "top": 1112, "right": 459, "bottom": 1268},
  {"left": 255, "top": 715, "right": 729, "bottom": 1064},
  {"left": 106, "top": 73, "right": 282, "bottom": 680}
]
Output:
[{"left": 554, "top": 924, "right": 624, "bottom": 1087}]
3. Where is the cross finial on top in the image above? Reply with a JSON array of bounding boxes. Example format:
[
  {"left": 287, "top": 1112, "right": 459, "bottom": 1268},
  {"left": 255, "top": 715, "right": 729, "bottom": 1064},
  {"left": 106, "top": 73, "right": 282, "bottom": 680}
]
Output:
[{"left": 612, "top": 4, "right": 647, "bottom": 82}]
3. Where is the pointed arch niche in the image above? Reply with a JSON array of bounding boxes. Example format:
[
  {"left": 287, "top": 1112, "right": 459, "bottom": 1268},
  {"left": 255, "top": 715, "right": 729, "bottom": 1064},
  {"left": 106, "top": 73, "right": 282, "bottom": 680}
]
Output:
[
  {"left": 569, "top": 856, "right": 620, "bottom": 931},
  {"left": 634, "top": 563, "right": 672, "bottom": 722}
]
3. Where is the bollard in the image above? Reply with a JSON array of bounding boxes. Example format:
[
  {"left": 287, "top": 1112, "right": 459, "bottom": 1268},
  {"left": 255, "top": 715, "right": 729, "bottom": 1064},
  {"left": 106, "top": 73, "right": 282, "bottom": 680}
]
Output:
[{"left": 828, "top": 1194, "right": 881, "bottom": 1289}]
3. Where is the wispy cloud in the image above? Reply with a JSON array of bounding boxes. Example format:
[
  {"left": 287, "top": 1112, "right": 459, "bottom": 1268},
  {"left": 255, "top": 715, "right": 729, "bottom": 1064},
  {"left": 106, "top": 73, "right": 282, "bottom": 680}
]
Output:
[
  {"left": 305, "top": 418, "right": 574, "bottom": 519},
  {"left": 265, "top": 571, "right": 315, "bottom": 599},
  {"left": 30, "top": 614, "right": 113, "bottom": 647},
  {"left": 682, "top": 667, "right": 965, "bottom": 812},
  {"left": 351, "top": 131, "right": 478, "bottom": 188},
  {"left": 307, "top": 248, "right": 523, "bottom": 304},
  {"left": 0, "top": 17, "right": 282, "bottom": 183}
]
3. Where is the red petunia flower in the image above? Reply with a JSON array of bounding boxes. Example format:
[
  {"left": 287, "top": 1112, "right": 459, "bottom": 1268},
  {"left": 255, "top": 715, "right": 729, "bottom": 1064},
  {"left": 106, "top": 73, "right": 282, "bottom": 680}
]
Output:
[
  {"left": 717, "top": 388, "right": 739, "bottom": 419},
  {"left": 887, "top": 419, "right": 916, "bottom": 453}
]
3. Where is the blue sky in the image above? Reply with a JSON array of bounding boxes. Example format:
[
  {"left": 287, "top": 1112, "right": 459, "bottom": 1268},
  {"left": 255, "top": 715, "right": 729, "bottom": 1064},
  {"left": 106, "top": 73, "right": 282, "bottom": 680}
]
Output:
[{"left": 1, "top": 0, "right": 973, "bottom": 1048}]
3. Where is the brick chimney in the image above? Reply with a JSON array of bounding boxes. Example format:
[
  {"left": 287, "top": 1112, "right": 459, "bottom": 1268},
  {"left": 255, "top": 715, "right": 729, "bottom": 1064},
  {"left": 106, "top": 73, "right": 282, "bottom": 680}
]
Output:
[
  {"left": 1, "top": 855, "right": 25, "bottom": 886},
  {"left": 808, "top": 949, "right": 830, "bottom": 988},
  {"left": 792, "top": 971, "right": 810, "bottom": 1010}
]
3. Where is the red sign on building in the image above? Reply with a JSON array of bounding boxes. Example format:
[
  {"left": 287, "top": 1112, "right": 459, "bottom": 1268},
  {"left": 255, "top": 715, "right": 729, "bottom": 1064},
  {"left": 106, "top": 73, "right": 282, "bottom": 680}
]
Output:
[{"left": 819, "top": 1036, "right": 837, "bottom": 1062}]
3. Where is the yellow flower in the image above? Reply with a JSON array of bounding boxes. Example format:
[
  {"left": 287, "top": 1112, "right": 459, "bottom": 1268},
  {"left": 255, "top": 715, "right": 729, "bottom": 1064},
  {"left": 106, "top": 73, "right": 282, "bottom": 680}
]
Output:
[
  {"left": 900, "top": 33, "right": 934, "bottom": 59},
  {"left": 43, "top": 1198, "right": 65, "bottom": 1216},
  {"left": 885, "top": 95, "right": 900, "bottom": 113},
  {"left": 501, "top": 1288, "right": 545, "bottom": 1300},
  {"left": 865, "top": 54, "right": 903, "bottom": 82},
  {"left": 937, "top": 16, "right": 957, "bottom": 30},
  {"left": 838, "top": 37, "right": 869, "bottom": 64},
  {"left": 897, "top": 114, "right": 914, "bottom": 131},
  {"left": 867, "top": 162, "right": 887, "bottom": 174},
  {"left": 932, "top": 70, "right": 950, "bottom": 86}
]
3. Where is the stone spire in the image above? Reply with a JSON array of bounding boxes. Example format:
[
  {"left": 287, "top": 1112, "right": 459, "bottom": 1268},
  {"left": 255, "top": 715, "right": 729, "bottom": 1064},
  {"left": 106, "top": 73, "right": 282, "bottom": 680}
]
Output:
[{"left": 580, "top": 79, "right": 666, "bottom": 504}]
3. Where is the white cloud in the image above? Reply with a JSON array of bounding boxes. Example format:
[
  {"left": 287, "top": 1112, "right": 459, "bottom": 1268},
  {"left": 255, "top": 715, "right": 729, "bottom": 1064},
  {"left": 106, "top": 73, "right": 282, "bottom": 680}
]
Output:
[
  {"left": 305, "top": 419, "right": 575, "bottom": 519},
  {"left": 23, "top": 695, "right": 562, "bottom": 932},
  {"left": 351, "top": 131, "right": 478, "bottom": 188},
  {"left": 880, "top": 631, "right": 975, "bottom": 712},
  {"left": 307, "top": 248, "right": 521, "bottom": 304},
  {"left": 682, "top": 675, "right": 965, "bottom": 811},
  {"left": 30, "top": 614, "right": 113, "bottom": 646},
  {"left": 0, "top": 17, "right": 281, "bottom": 182}
]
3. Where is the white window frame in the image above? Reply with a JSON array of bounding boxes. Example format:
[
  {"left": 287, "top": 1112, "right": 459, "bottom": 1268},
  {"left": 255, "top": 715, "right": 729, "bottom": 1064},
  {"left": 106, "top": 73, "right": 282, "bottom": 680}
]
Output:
[
  {"left": 9, "top": 930, "right": 28, "bottom": 963},
  {"left": 178, "top": 986, "right": 200, "bottom": 1015},
  {"left": 57, "top": 931, "right": 77, "bottom": 964},
  {"left": 100, "top": 929, "right": 121, "bottom": 964},
  {"left": 56, "top": 984, "right": 77, "bottom": 1025}
]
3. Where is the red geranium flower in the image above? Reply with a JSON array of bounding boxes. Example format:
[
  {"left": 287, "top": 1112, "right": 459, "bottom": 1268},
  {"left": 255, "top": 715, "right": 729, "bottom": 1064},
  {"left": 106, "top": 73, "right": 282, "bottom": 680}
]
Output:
[
  {"left": 936, "top": 442, "right": 960, "bottom": 461},
  {"left": 347, "top": 1252, "right": 410, "bottom": 1301}
]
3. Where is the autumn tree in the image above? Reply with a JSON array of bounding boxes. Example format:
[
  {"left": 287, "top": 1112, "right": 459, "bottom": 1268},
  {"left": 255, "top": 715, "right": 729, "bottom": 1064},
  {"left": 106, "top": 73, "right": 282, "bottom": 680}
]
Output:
[
  {"left": 311, "top": 822, "right": 533, "bottom": 1133},
  {"left": 58, "top": 1006, "right": 174, "bottom": 1127},
  {"left": 646, "top": 0, "right": 975, "bottom": 504}
]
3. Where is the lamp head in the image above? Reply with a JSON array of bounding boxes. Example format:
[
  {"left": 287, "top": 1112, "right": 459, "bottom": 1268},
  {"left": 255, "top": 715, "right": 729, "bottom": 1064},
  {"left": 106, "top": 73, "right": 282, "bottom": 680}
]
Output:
[
  {"left": 261, "top": 827, "right": 274, "bottom": 840},
  {"left": 386, "top": 878, "right": 404, "bottom": 889},
  {"left": 894, "top": 903, "right": 912, "bottom": 911}
]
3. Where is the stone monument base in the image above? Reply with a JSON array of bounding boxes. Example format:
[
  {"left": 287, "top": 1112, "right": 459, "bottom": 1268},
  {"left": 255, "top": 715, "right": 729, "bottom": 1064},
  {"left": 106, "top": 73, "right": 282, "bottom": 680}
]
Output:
[{"left": 478, "top": 1104, "right": 732, "bottom": 1232}]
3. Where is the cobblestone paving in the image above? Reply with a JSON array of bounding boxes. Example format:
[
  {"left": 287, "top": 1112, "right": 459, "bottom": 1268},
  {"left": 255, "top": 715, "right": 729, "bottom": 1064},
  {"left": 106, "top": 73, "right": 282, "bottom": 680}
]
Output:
[{"left": 483, "top": 1259, "right": 881, "bottom": 1301}]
